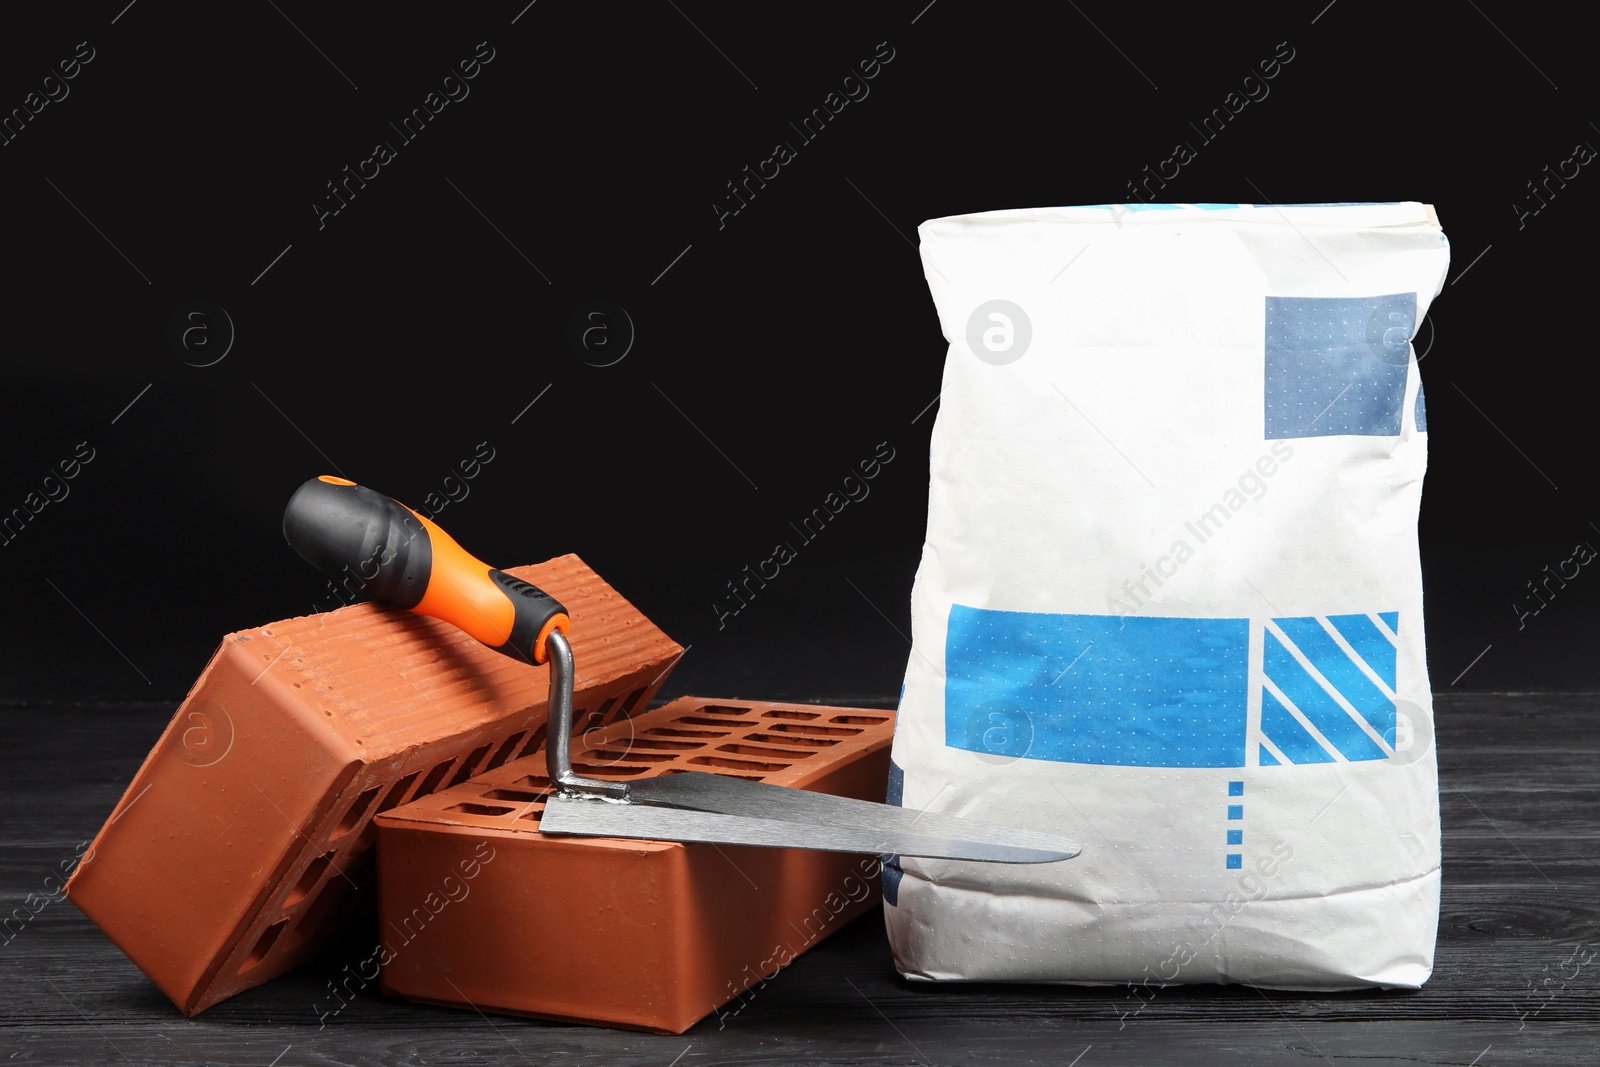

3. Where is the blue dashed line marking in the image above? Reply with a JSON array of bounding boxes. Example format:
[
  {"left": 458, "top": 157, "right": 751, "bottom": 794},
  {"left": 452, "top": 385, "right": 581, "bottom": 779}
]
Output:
[{"left": 1227, "top": 782, "right": 1244, "bottom": 867}]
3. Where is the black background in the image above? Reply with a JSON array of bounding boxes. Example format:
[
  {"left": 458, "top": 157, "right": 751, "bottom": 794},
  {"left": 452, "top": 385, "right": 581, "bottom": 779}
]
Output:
[
  {"left": 1, "top": 0, "right": 1594, "bottom": 709},
  {"left": 4, "top": 6, "right": 1599, "bottom": 1066}
]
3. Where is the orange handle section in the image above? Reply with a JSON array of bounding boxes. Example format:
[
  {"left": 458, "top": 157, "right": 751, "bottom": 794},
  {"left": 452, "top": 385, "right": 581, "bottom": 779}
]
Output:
[
  {"left": 409, "top": 511, "right": 516, "bottom": 647},
  {"left": 409, "top": 510, "right": 570, "bottom": 663}
]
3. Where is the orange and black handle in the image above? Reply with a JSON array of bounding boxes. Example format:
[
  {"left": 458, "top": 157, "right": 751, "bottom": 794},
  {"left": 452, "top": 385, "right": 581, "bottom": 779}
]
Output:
[{"left": 282, "top": 475, "right": 568, "bottom": 665}]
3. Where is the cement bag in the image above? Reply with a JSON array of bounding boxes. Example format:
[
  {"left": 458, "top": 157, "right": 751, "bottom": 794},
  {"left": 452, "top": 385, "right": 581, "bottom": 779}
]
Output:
[{"left": 885, "top": 202, "right": 1449, "bottom": 989}]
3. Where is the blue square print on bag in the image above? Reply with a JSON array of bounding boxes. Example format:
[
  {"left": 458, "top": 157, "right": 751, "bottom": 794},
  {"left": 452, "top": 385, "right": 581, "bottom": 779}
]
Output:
[{"left": 1265, "top": 294, "right": 1415, "bottom": 438}]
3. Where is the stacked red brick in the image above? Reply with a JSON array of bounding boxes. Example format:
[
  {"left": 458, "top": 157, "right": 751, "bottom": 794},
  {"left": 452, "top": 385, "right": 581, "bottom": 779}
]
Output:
[
  {"left": 376, "top": 697, "right": 895, "bottom": 1033},
  {"left": 67, "top": 555, "right": 683, "bottom": 1015}
]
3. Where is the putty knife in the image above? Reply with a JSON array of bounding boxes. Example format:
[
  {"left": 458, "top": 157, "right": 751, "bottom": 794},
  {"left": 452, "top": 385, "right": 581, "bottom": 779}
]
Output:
[{"left": 283, "top": 476, "right": 1082, "bottom": 864}]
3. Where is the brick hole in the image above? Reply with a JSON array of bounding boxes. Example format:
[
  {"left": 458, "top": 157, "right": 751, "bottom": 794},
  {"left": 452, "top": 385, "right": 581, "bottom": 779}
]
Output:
[
  {"left": 590, "top": 696, "right": 619, "bottom": 725},
  {"left": 688, "top": 754, "right": 791, "bottom": 772},
  {"left": 748, "top": 732, "right": 838, "bottom": 748},
  {"left": 626, "top": 737, "right": 704, "bottom": 751},
  {"left": 448, "top": 743, "right": 493, "bottom": 787},
  {"left": 716, "top": 742, "right": 815, "bottom": 760},
  {"left": 513, "top": 775, "right": 553, "bottom": 791},
  {"left": 482, "top": 788, "right": 547, "bottom": 802},
  {"left": 517, "top": 724, "right": 548, "bottom": 759},
  {"left": 485, "top": 732, "right": 526, "bottom": 771},
  {"left": 763, "top": 709, "right": 821, "bottom": 721},
  {"left": 664, "top": 768, "right": 765, "bottom": 781},
  {"left": 678, "top": 716, "right": 750, "bottom": 727},
  {"left": 240, "top": 918, "right": 289, "bottom": 972},
  {"left": 831, "top": 714, "right": 889, "bottom": 725},
  {"left": 287, "top": 850, "right": 336, "bottom": 906},
  {"left": 378, "top": 772, "right": 420, "bottom": 813},
  {"left": 764, "top": 722, "right": 862, "bottom": 737},
  {"left": 570, "top": 761, "right": 648, "bottom": 776},
  {"left": 448, "top": 802, "right": 516, "bottom": 817},
  {"left": 335, "top": 786, "right": 382, "bottom": 837},
  {"left": 586, "top": 749, "right": 677, "bottom": 763},
  {"left": 698, "top": 704, "right": 756, "bottom": 716},
  {"left": 413, "top": 758, "right": 457, "bottom": 799},
  {"left": 618, "top": 687, "right": 650, "bottom": 716},
  {"left": 646, "top": 727, "right": 727, "bottom": 738}
]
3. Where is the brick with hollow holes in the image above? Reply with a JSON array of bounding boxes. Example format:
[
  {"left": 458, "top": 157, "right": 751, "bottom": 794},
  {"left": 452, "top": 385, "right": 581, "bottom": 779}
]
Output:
[
  {"left": 375, "top": 696, "right": 895, "bottom": 1034},
  {"left": 66, "top": 555, "right": 683, "bottom": 1016}
]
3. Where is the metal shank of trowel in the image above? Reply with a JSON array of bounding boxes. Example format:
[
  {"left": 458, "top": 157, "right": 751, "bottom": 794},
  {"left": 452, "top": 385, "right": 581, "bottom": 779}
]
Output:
[{"left": 543, "top": 629, "right": 632, "bottom": 800}]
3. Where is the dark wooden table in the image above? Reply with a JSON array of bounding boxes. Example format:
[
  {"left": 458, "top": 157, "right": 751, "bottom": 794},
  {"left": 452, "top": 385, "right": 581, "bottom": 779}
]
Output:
[{"left": 4, "top": 693, "right": 1595, "bottom": 1066}]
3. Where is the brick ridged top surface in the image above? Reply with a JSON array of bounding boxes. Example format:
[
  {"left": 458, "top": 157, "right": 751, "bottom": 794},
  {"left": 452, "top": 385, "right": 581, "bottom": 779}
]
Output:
[
  {"left": 380, "top": 697, "right": 896, "bottom": 833},
  {"left": 261, "top": 555, "right": 675, "bottom": 746},
  {"left": 66, "top": 555, "right": 683, "bottom": 1016}
]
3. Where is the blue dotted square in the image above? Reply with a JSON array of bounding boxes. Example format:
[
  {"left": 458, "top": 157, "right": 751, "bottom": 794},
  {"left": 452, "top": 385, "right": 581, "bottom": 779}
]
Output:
[
  {"left": 1227, "top": 805, "right": 1243, "bottom": 820},
  {"left": 1265, "top": 294, "right": 1415, "bottom": 438},
  {"left": 1228, "top": 781, "right": 1244, "bottom": 796},
  {"left": 1226, "top": 854, "right": 1242, "bottom": 869},
  {"left": 1227, "top": 829, "right": 1242, "bottom": 845}
]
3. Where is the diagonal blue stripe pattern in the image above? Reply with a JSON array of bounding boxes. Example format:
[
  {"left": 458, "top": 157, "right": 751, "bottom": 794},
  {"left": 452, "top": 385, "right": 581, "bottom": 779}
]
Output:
[
  {"left": 1274, "top": 617, "right": 1395, "bottom": 737},
  {"left": 1263, "top": 631, "right": 1388, "bottom": 761},
  {"left": 1325, "top": 613, "right": 1397, "bottom": 689},
  {"left": 1260, "top": 688, "right": 1335, "bottom": 764}
]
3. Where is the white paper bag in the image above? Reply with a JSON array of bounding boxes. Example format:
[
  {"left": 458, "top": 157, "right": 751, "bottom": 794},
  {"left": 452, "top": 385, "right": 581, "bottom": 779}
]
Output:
[{"left": 885, "top": 202, "right": 1449, "bottom": 989}]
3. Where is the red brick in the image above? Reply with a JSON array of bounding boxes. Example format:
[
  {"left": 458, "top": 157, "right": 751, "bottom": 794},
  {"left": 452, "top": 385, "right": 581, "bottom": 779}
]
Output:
[
  {"left": 66, "top": 555, "right": 683, "bottom": 1016},
  {"left": 374, "top": 697, "right": 894, "bottom": 1033}
]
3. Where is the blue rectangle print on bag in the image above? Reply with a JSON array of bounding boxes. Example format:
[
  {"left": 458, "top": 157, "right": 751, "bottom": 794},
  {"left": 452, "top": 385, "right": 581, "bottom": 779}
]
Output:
[
  {"left": 945, "top": 606, "right": 1250, "bottom": 767},
  {"left": 1265, "top": 293, "right": 1416, "bottom": 438}
]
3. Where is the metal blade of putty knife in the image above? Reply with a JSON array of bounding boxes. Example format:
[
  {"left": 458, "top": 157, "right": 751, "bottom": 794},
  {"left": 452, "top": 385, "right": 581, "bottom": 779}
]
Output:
[{"left": 538, "top": 771, "right": 1081, "bottom": 862}]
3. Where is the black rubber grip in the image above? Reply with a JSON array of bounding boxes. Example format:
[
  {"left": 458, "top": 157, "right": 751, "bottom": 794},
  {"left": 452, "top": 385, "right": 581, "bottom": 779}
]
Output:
[
  {"left": 282, "top": 477, "right": 433, "bottom": 609},
  {"left": 489, "top": 569, "right": 568, "bottom": 662}
]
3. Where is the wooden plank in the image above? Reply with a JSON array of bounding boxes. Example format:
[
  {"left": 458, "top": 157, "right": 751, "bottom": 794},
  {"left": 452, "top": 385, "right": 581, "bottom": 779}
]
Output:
[{"left": 3, "top": 693, "right": 1597, "bottom": 1064}]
